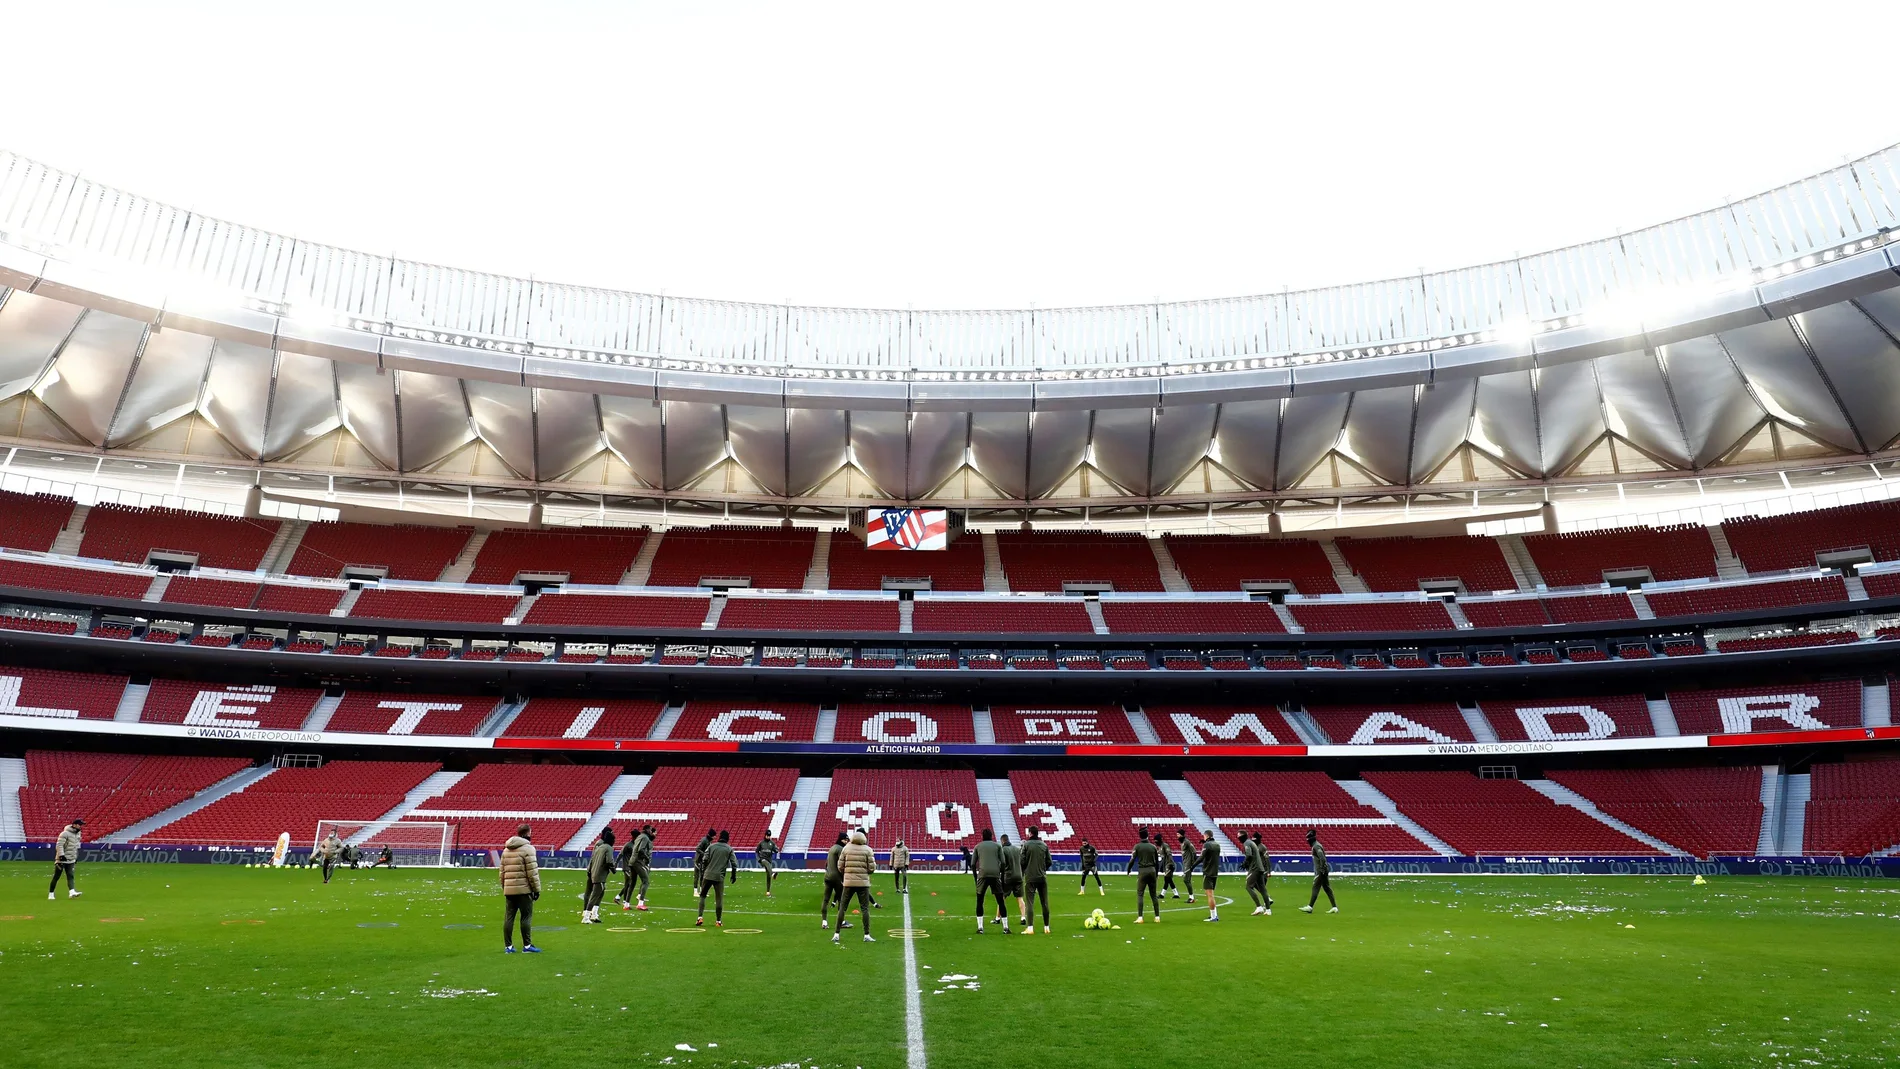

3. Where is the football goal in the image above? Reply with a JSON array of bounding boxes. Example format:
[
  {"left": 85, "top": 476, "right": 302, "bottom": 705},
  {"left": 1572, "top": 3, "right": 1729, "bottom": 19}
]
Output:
[{"left": 313, "top": 820, "right": 459, "bottom": 867}]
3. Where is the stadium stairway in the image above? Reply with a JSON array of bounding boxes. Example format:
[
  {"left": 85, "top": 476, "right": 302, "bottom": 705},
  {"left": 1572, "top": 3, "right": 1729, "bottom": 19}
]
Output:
[
  {"left": 258, "top": 520, "right": 305, "bottom": 574},
  {"left": 622, "top": 529, "right": 663, "bottom": 586},
  {"left": 564, "top": 774, "right": 649, "bottom": 851},
  {"left": 344, "top": 770, "right": 466, "bottom": 847},
  {"left": 1845, "top": 572, "right": 1870, "bottom": 600},
  {"left": 1498, "top": 533, "right": 1542, "bottom": 590},
  {"left": 1272, "top": 602, "right": 1303, "bottom": 632},
  {"left": 1318, "top": 541, "right": 1370, "bottom": 594},
  {"left": 330, "top": 587, "right": 363, "bottom": 617},
  {"left": 1154, "top": 779, "right": 1239, "bottom": 853},
  {"left": 1758, "top": 767, "right": 1785, "bottom": 854},
  {"left": 701, "top": 594, "right": 726, "bottom": 630},
  {"left": 646, "top": 701, "right": 686, "bottom": 741},
  {"left": 976, "top": 778, "right": 1019, "bottom": 841},
  {"left": 478, "top": 698, "right": 526, "bottom": 737},
  {"left": 438, "top": 531, "right": 489, "bottom": 583},
  {"left": 1646, "top": 698, "right": 1682, "bottom": 737},
  {"left": 1863, "top": 681, "right": 1892, "bottom": 728},
  {"left": 1523, "top": 780, "right": 1691, "bottom": 856},
  {"left": 506, "top": 592, "right": 538, "bottom": 623},
  {"left": 142, "top": 573, "right": 170, "bottom": 602},
  {"left": 898, "top": 598, "right": 913, "bottom": 633},
  {"left": 1123, "top": 706, "right": 1162, "bottom": 745},
  {"left": 113, "top": 681, "right": 150, "bottom": 722},
  {"left": 1281, "top": 708, "right": 1329, "bottom": 746},
  {"left": 1707, "top": 525, "right": 1748, "bottom": 580},
  {"left": 1458, "top": 703, "right": 1499, "bottom": 743},
  {"left": 980, "top": 532, "right": 1008, "bottom": 592},
  {"left": 804, "top": 530, "right": 830, "bottom": 589},
  {"left": 970, "top": 706, "right": 997, "bottom": 746},
  {"left": 302, "top": 694, "right": 342, "bottom": 732},
  {"left": 1778, "top": 773, "right": 1810, "bottom": 856},
  {"left": 1147, "top": 536, "right": 1192, "bottom": 593},
  {"left": 105, "top": 764, "right": 276, "bottom": 844},
  {"left": 782, "top": 776, "right": 832, "bottom": 855},
  {"left": 0, "top": 756, "right": 25, "bottom": 841},
  {"left": 1628, "top": 590, "right": 1656, "bottom": 619},
  {"left": 1336, "top": 780, "right": 1460, "bottom": 856},
  {"left": 1443, "top": 600, "right": 1473, "bottom": 629},
  {"left": 812, "top": 705, "right": 838, "bottom": 743},
  {"left": 1084, "top": 599, "right": 1109, "bottom": 634},
  {"left": 49, "top": 505, "right": 88, "bottom": 556}
]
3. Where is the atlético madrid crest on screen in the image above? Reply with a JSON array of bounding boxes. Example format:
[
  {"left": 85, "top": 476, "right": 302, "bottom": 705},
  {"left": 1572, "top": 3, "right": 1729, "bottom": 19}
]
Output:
[{"left": 866, "top": 508, "right": 949, "bottom": 550}]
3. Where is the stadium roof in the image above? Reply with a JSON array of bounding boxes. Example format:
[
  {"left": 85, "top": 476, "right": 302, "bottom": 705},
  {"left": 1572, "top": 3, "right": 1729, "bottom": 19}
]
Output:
[{"left": 3, "top": 145, "right": 1900, "bottom": 527}]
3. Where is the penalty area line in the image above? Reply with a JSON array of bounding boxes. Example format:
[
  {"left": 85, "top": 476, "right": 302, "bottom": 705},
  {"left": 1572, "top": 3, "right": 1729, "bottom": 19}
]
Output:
[{"left": 901, "top": 890, "right": 925, "bottom": 1069}]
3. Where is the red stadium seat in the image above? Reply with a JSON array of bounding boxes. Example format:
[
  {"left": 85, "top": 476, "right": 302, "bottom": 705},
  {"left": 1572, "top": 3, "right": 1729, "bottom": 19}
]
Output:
[
  {"left": 607, "top": 766, "right": 800, "bottom": 851},
  {"left": 993, "top": 531, "right": 1163, "bottom": 592},
  {"left": 834, "top": 702, "right": 977, "bottom": 744},
  {"left": 1006, "top": 770, "right": 1189, "bottom": 851},
  {"left": 0, "top": 558, "right": 149, "bottom": 600},
  {"left": 350, "top": 588, "right": 523, "bottom": 624},
  {"left": 0, "top": 666, "right": 128, "bottom": 721},
  {"left": 466, "top": 527, "right": 649, "bottom": 585},
  {"left": 718, "top": 596, "right": 900, "bottom": 632},
  {"left": 1304, "top": 703, "right": 1474, "bottom": 745},
  {"left": 1524, "top": 524, "right": 1716, "bottom": 586},
  {"left": 1645, "top": 576, "right": 1849, "bottom": 617},
  {"left": 668, "top": 700, "right": 821, "bottom": 743},
  {"left": 79, "top": 504, "right": 278, "bottom": 570},
  {"left": 1145, "top": 705, "right": 1305, "bottom": 746},
  {"left": 1160, "top": 535, "right": 1340, "bottom": 594},
  {"left": 1363, "top": 771, "right": 1663, "bottom": 855},
  {"left": 1666, "top": 680, "right": 1861, "bottom": 736},
  {"left": 0, "top": 490, "right": 76, "bottom": 551},
  {"left": 403, "top": 763, "right": 622, "bottom": 848},
  {"left": 1336, "top": 535, "right": 1517, "bottom": 593},
  {"left": 1287, "top": 600, "right": 1454, "bottom": 633},
  {"left": 827, "top": 533, "right": 986, "bottom": 591},
  {"left": 1480, "top": 694, "right": 1653, "bottom": 740},
  {"left": 288, "top": 522, "right": 472, "bottom": 581},
  {"left": 524, "top": 592, "right": 711, "bottom": 628},
  {"left": 1722, "top": 500, "right": 1900, "bottom": 573},
  {"left": 1550, "top": 767, "right": 1764, "bottom": 858},
  {"left": 911, "top": 598, "right": 1094, "bottom": 633},
  {"left": 21, "top": 750, "right": 253, "bottom": 840},
  {"left": 644, "top": 526, "right": 816, "bottom": 590},
  {"left": 1804, "top": 757, "right": 1900, "bottom": 856},
  {"left": 139, "top": 680, "right": 324, "bottom": 731},
  {"left": 136, "top": 760, "right": 440, "bottom": 847},
  {"left": 989, "top": 706, "right": 1141, "bottom": 745},
  {"left": 1099, "top": 600, "right": 1287, "bottom": 634},
  {"left": 501, "top": 698, "right": 664, "bottom": 740},
  {"left": 1186, "top": 771, "right": 1439, "bottom": 854},
  {"left": 819, "top": 768, "right": 986, "bottom": 852},
  {"left": 322, "top": 691, "right": 499, "bottom": 736}
]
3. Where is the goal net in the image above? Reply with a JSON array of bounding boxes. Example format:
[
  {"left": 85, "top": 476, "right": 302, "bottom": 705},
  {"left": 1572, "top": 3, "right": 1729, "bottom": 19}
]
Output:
[{"left": 313, "top": 820, "right": 458, "bottom": 868}]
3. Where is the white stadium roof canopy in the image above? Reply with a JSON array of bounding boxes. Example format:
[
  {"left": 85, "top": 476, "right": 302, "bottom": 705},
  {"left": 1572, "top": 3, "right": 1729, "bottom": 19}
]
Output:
[{"left": 3, "top": 145, "right": 1900, "bottom": 532}]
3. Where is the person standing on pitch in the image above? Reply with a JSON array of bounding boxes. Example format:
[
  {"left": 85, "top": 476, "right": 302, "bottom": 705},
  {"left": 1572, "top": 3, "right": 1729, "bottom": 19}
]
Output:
[
  {"left": 500, "top": 823, "right": 542, "bottom": 953},
  {"left": 832, "top": 829, "right": 878, "bottom": 944},
  {"left": 1127, "top": 827, "right": 1161, "bottom": 922},
  {"left": 972, "top": 827, "right": 1009, "bottom": 934},
  {"left": 627, "top": 824, "right": 654, "bottom": 911},
  {"left": 1196, "top": 829, "right": 1222, "bottom": 922},
  {"left": 1077, "top": 838, "right": 1102, "bottom": 895},
  {"left": 820, "top": 831, "right": 849, "bottom": 929},
  {"left": 755, "top": 832, "right": 779, "bottom": 898},
  {"left": 692, "top": 827, "right": 715, "bottom": 899},
  {"left": 48, "top": 818, "right": 83, "bottom": 900},
  {"left": 1019, "top": 825, "right": 1052, "bottom": 933},
  {"left": 891, "top": 838, "right": 910, "bottom": 894},
  {"left": 1300, "top": 828, "right": 1338, "bottom": 913},
  {"left": 319, "top": 829, "right": 343, "bottom": 884},
  {"left": 1246, "top": 831, "right": 1273, "bottom": 915},
  {"left": 696, "top": 830, "right": 736, "bottom": 927},
  {"left": 1174, "top": 830, "right": 1195, "bottom": 898},
  {"left": 582, "top": 827, "right": 615, "bottom": 924},
  {"left": 614, "top": 830, "right": 638, "bottom": 908},
  {"left": 998, "top": 833, "right": 1024, "bottom": 927}
]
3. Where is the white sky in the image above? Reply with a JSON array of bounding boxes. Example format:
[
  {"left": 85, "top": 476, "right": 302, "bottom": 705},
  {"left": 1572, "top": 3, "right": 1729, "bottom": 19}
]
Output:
[{"left": 2, "top": 1, "right": 1895, "bottom": 310}]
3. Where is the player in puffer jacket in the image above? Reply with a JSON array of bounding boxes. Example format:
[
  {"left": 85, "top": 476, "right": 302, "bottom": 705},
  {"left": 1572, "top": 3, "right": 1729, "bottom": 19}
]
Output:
[
  {"left": 499, "top": 824, "right": 542, "bottom": 952},
  {"left": 49, "top": 818, "right": 83, "bottom": 900},
  {"left": 831, "top": 830, "right": 878, "bottom": 944}
]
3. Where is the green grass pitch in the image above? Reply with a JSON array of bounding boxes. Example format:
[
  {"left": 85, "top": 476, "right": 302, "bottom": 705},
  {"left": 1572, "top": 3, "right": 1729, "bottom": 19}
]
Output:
[{"left": 3, "top": 863, "right": 1898, "bottom": 1068}]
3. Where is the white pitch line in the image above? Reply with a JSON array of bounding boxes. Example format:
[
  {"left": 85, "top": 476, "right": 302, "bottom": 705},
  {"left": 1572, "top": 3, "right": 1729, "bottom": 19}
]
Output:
[{"left": 901, "top": 890, "right": 926, "bottom": 1069}]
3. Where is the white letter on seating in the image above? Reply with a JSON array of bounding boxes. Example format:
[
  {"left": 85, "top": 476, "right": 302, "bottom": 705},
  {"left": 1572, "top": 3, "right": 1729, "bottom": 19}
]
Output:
[
  {"left": 0, "top": 675, "right": 80, "bottom": 719},
  {"left": 1022, "top": 717, "right": 1065, "bottom": 739},
  {"left": 835, "top": 800, "right": 884, "bottom": 831},
  {"left": 926, "top": 802, "right": 974, "bottom": 842},
  {"left": 184, "top": 686, "right": 277, "bottom": 728},
  {"left": 378, "top": 701, "right": 463, "bottom": 735},
  {"left": 1347, "top": 713, "right": 1453, "bottom": 745},
  {"left": 863, "top": 711, "right": 938, "bottom": 743},
  {"left": 1715, "top": 693, "right": 1827, "bottom": 734},
  {"left": 1513, "top": 705, "right": 1616, "bottom": 742},
  {"left": 1170, "top": 712, "right": 1279, "bottom": 745},
  {"left": 706, "top": 709, "right": 786, "bottom": 741},
  {"left": 1016, "top": 802, "right": 1075, "bottom": 843}
]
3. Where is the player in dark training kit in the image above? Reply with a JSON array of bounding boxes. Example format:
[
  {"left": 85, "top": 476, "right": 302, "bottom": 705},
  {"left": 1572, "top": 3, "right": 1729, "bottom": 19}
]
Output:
[
  {"left": 1244, "top": 830, "right": 1272, "bottom": 915},
  {"left": 755, "top": 833, "right": 778, "bottom": 898},
  {"left": 971, "top": 827, "right": 1010, "bottom": 934},
  {"left": 1018, "top": 826, "right": 1052, "bottom": 933},
  {"left": 1300, "top": 828, "right": 1339, "bottom": 913},
  {"left": 696, "top": 830, "right": 736, "bottom": 927},
  {"left": 820, "top": 832, "right": 849, "bottom": 929},
  {"left": 1077, "top": 838, "right": 1103, "bottom": 894},
  {"left": 1128, "top": 827, "right": 1162, "bottom": 923},
  {"left": 998, "top": 833, "right": 1023, "bottom": 926},
  {"left": 582, "top": 827, "right": 615, "bottom": 923},
  {"left": 1159, "top": 832, "right": 1180, "bottom": 898},
  {"left": 1196, "top": 830, "right": 1221, "bottom": 922}
]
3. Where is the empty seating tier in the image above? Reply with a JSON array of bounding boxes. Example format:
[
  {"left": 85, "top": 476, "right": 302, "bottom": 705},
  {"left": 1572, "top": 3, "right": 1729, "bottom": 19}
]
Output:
[
  {"left": 160, "top": 576, "right": 263, "bottom": 609},
  {"left": 989, "top": 705, "right": 1141, "bottom": 745},
  {"left": 911, "top": 598, "right": 1094, "bottom": 633},
  {"left": 1363, "top": 771, "right": 1662, "bottom": 855},
  {"left": 404, "top": 763, "right": 621, "bottom": 848},
  {"left": 1287, "top": 600, "right": 1454, "bottom": 633},
  {"left": 1006, "top": 769, "right": 1187, "bottom": 850},
  {"left": 1666, "top": 680, "right": 1861, "bottom": 736},
  {"left": 466, "top": 527, "right": 649, "bottom": 585},
  {"left": 322, "top": 691, "right": 499, "bottom": 736},
  {"left": 1479, "top": 694, "right": 1653, "bottom": 741},
  {"left": 78, "top": 504, "right": 279, "bottom": 570},
  {"left": 139, "top": 681, "right": 324, "bottom": 731},
  {"left": 0, "top": 490, "right": 75, "bottom": 551},
  {"left": 1185, "top": 770, "right": 1437, "bottom": 854},
  {"left": 136, "top": 760, "right": 439, "bottom": 847},
  {"left": 1099, "top": 600, "right": 1287, "bottom": 634},
  {"left": 1721, "top": 500, "right": 1900, "bottom": 573},
  {"left": 0, "top": 665, "right": 128, "bottom": 720},
  {"left": 608, "top": 765, "right": 799, "bottom": 850},
  {"left": 0, "top": 557, "right": 148, "bottom": 599},
  {"left": 287, "top": 522, "right": 472, "bottom": 581},
  {"left": 1804, "top": 757, "right": 1900, "bottom": 857},
  {"left": 1145, "top": 705, "right": 1306, "bottom": 746},
  {"left": 20, "top": 750, "right": 253, "bottom": 839},
  {"left": 1542, "top": 593, "right": 1638, "bottom": 623},
  {"left": 1336, "top": 535, "right": 1517, "bottom": 593},
  {"left": 827, "top": 533, "right": 986, "bottom": 591},
  {"left": 350, "top": 588, "right": 522, "bottom": 624},
  {"left": 993, "top": 531, "right": 1163, "bottom": 592},
  {"left": 834, "top": 702, "right": 977, "bottom": 744},
  {"left": 524, "top": 593, "right": 711, "bottom": 628},
  {"left": 644, "top": 526, "right": 816, "bottom": 590},
  {"left": 1459, "top": 599, "right": 1551, "bottom": 629},
  {"left": 1645, "top": 576, "right": 1848, "bottom": 618},
  {"left": 501, "top": 698, "right": 664, "bottom": 739},
  {"left": 668, "top": 700, "right": 821, "bottom": 743},
  {"left": 1304, "top": 702, "right": 1475, "bottom": 745},
  {"left": 1160, "top": 535, "right": 1340, "bottom": 594},
  {"left": 255, "top": 583, "right": 345, "bottom": 615},
  {"left": 1524, "top": 524, "right": 1716, "bottom": 587},
  {"left": 1549, "top": 767, "right": 1764, "bottom": 858},
  {"left": 719, "top": 596, "right": 899, "bottom": 632},
  {"left": 821, "top": 768, "right": 986, "bottom": 850}
]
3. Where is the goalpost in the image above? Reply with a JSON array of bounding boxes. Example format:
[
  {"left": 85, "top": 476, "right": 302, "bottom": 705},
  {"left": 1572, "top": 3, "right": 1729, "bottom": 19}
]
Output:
[{"left": 314, "top": 820, "right": 459, "bottom": 868}]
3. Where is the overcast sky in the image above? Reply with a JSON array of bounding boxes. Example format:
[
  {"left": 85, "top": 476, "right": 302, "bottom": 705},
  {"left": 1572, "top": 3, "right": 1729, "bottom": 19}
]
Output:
[{"left": 2, "top": 1, "right": 1894, "bottom": 310}]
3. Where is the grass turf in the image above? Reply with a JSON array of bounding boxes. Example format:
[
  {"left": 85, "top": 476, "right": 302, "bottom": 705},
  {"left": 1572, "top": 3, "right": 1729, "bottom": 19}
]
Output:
[{"left": 3, "top": 863, "right": 1898, "bottom": 1067}]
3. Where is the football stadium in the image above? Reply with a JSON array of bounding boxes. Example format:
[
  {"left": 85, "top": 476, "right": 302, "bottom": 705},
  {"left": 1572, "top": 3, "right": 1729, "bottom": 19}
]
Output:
[{"left": 4, "top": 5, "right": 1900, "bottom": 1067}]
